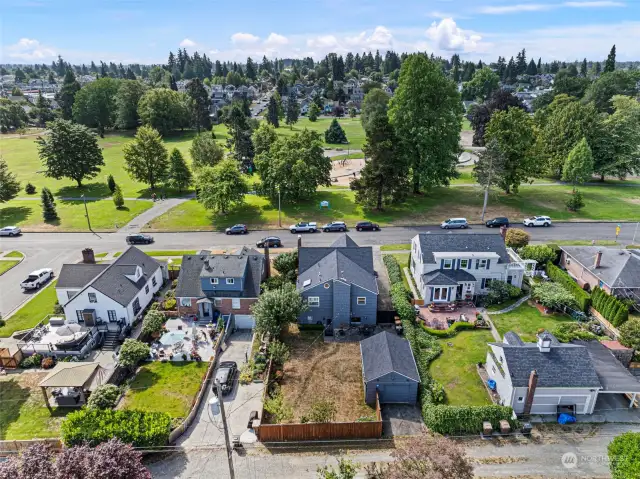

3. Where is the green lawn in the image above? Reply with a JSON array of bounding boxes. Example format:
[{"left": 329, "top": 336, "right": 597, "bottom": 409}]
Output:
[
  {"left": 486, "top": 296, "right": 523, "bottom": 312},
  {"left": 94, "top": 252, "right": 108, "bottom": 258},
  {"left": 391, "top": 253, "right": 412, "bottom": 292},
  {"left": 0, "top": 259, "right": 20, "bottom": 276},
  {"left": 380, "top": 244, "right": 411, "bottom": 251},
  {"left": 0, "top": 199, "right": 152, "bottom": 232},
  {"left": 429, "top": 330, "right": 494, "bottom": 406},
  {"left": 120, "top": 361, "right": 209, "bottom": 418},
  {"left": 0, "top": 280, "right": 58, "bottom": 337},
  {"left": 0, "top": 373, "right": 70, "bottom": 439},
  {"left": 489, "top": 303, "right": 573, "bottom": 342},
  {"left": 462, "top": 118, "right": 472, "bottom": 131},
  {"left": 4, "top": 251, "right": 24, "bottom": 258},
  {"left": 331, "top": 152, "right": 365, "bottom": 162}
]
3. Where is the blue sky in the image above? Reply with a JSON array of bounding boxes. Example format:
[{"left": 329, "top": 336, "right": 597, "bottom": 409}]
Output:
[{"left": 2, "top": 0, "right": 639, "bottom": 64}]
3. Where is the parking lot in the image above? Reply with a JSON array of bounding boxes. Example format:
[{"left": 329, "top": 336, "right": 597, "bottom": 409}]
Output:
[{"left": 177, "top": 332, "right": 264, "bottom": 447}]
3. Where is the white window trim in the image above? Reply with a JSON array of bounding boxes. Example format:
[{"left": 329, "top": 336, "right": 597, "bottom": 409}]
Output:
[
  {"left": 210, "top": 278, "right": 219, "bottom": 285},
  {"left": 226, "top": 278, "right": 235, "bottom": 285},
  {"left": 231, "top": 298, "right": 241, "bottom": 309},
  {"left": 479, "top": 259, "right": 488, "bottom": 268},
  {"left": 517, "top": 396, "right": 525, "bottom": 403},
  {"left": 308, "top": 296, "right": 320, "bottom": 307},
  {"left": 180, "top": 298, "right": 192, "bottom": 307},
  {"left": 356, "top": 297, "right": 366, "bottom": 305},
  {"left": 460, "top": 259, "right": 469, "bottom": 269},
  {"left": 443, "top": 259, "right": 453, "bottom": 269}
]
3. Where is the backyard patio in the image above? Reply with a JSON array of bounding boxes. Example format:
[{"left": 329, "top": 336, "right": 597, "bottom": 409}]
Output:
[
  {"left": 150, "top": 316, "right": 226, "bottom": 362},
  {"left": 416, "top": 302, "right": 480, "bottom": 330}
]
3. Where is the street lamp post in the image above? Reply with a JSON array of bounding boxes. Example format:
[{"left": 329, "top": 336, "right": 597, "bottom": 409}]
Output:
[
  {"left": 633, "top": 222, "right": 639, "bottom": 244},
  {"left": 277, "top": 186, "right": 281, "bottom": 228}
]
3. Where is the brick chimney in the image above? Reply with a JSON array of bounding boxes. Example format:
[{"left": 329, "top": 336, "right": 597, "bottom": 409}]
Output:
[
  {"left": 82, "top": 248, "right": 95, "bottom": 264},
  {"left": 594, "top": 250, "right": 603, "bottom": 269},
  {"left": 264, "top": 244, "right": 270, "bottom": 278},
  {"left": 500, "top": 225, "right": 508, "bottom": 241},
  {"left": 522, "top": 370, "right": 538, "bottom": 416}
]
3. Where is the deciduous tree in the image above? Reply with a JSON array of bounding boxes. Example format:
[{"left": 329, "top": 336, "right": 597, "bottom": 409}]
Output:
[
  {"left": 72, "top": 77, "right": 119, "bottom": 137},
  {"left": 252, "top": 122, "right": 278, "bottom": 155},
  {"left": 167, "top": 148, "right": 192, "bottom": 192},
  {"left": 118, "top": 338, "right": 150, "bottom": 370},
  {"left": 461, "top": 67, "right": 500, "bottom": 102},
  {"left": 137, "top": 88, "right": 189, "bottom": 135},
  {"left": 37, "top": 119, "right": 104, "bottom": 187},
  {"left": 123, "top": 125, "right": 168, "bottom": 189},
  {"left": 360, "top": 88, "right": 389, "bottom": 135},
  {"left": 583, "top": 70, "right": 638, "bottom": 113},
  {"left": 470, "top": 89, "right": 525, "bottom": 146},
  {"left": 189, "top": 133, "right": 224, "bottom": 169},
  {"left": 251, "top": 282, "right": 306, "bottom": 336},
  {"left": 196, "top": 159, "right": 247, "bottom": 214},
  {"left": 562, "top": 137, "right": 594, "bottom": 189},
  {"left": 115, "top": 79, "right": 146, "bottom": 129},
  {"left": 0, "top": 157, "right": 21, "bottom": 203},
  {"left": 308, "top": 102, "right": 320, "bottom": 122}
]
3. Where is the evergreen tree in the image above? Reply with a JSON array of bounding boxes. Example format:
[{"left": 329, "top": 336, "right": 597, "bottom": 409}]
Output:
[
  {"left": 308, "top": 102, "right": 320, "bottom": 122},
  {"left": 224, "top": 103, "right": 254, "bottom": 167},
  {"left": 112, "top": 184, "right": 124, "bottom": 209},
  {"left": 56, "top": 69, "right": 81, "bottom": 120},
  {"left": 245, "top": 57, "right": 257, "bottom": 80},
  {"left": 41, "top": 187, "right": 58, "bottom": 221},
  {"left": 0, "top": 158, "right": 21, "bottom": 203},
  {"left": 604, "top": 44, "right": 616, "bottom": 73},
  {"left": 168, "top": 148, "right": 192, "bottom": 192},
  {"left": 170, "top": 75, "right": 178, "bottom": 91},
  {"left": 285, "top": 90, "right": 300, "bottom": 129},
  {"left": 516, "top": 49, "right": 527, "bottom": 75},
  {"left": 526, "top": 59, "right": 537, "bottom": 75},
  {"left": 34, "top": 92, "right": 54, "bottom": 126},
  {"left": 186, "top": 78, "right": 211, "bottom": 132},
  {"left": 324, "top": 118, "right": 348, "bottom": 144},
  {"left": 266, "top": 96, "right": 280, "bottom": 127},
  {"left": 581, "top": 58, "right": 588, "bottom": 76},
  {"left": 537, "top": 57, "right": 542, "bottom": 71},
  {"left": 107, "top": 174, "right": 116, "bottom": 193}
]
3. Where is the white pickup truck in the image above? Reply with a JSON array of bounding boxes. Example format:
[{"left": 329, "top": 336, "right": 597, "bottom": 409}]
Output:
[
  {"left": 289, "top": 222, "right": 317, "bottom": 233},
  {"left": 20, "top": 268, "right": 54, "bottom": 290}
]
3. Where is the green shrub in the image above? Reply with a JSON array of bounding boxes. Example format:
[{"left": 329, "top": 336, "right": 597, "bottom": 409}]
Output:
[
  {"left": 423, "top": 404, "right": 518, "bottom": 435},
  {"left": 87, "top": 384, "right": 121, "bottom": 409},
  {"left": 421, "top": 321, "right": 475, "bottom": 338},
  {"left": 619, "top": 318, "right": 640, "bottom": 350},
  {"left": 608, "top": 432, "right": 640, "bottom": 479},
  {"left": 0, "top": 319, "right": 5, "bottom": 327},
  {"left": 141, "top": 310, "right": 165, "bottom": 337},
  {"left": 485, "top": 280, "right": 522, "bottom": 306},
  {"left": 565, "top": 189, "right": 585, "bottom": 211},
  {"left": 61, "top": 409, "right": 171, "bottom": 447},
  {"left": 519, "top": 245, "right": 556, "bottom": 265},
  {"left": 163, "top": 298, "right": 176, "bottom": 311},
  {"left": 383, "top": 255, "right": 403, "bottom": 285},
  {"left": 118, "top": 339, "right": 150, "bottom": 369},
  {"left": 546, "top": 263, "right": 591, "bottom": 312},
  {"left": 505, "top": 228, "right": 530, "bottom": 248},
  {"left": 552, "top": 322, "right": 597, "bottom": 343},
  {"left": 20, "top": 353, "right": 43, "bottom": 369},
  {"left": 591, "top": 286, "right": 628, "bottom": 325},
  {"left": 267, "top": 340, "right": 290, "bottom": 364},
  {"left": 25, "top": 182, "right": 36, "bottom": 194}
]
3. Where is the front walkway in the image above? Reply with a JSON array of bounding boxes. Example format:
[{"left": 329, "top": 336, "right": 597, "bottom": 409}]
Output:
[{"left": 118, "top": 196, "right": 193, "bottom": 233}]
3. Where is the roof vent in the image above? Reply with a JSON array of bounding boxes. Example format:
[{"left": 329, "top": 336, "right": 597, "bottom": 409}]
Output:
[{"left": 303, "top": 279, "right": 311, "bottom": 287}]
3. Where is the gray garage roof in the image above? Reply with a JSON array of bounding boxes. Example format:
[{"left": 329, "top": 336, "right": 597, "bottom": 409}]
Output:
[
  {"left": 572, "top": 340, "right": 640, "bottom": 393},
  {"left": 417, "top": 233, "right": 510, "bottom": 264},
  {"left": 360, "top": 331, "right": 420, "bottom": 383},
  {"left": 423, "top": 269, "right": 476, "bottom": 286},
  {"left": 561, "top": 246, "right": 640, "bottom": 289},
  {"left": 490, "top": 332, "right": 602, "bottom": 388}
]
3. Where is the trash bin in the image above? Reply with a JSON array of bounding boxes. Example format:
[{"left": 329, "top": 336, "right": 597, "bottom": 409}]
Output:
[{"left": 522, "top": 422, "right": 533, "bottom": 436}]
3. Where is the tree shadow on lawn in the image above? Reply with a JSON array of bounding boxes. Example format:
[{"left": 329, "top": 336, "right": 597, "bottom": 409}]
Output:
[
  {"left": 0, "top": 206, "right": 32, "bottom": 226},
  {"left": 56, "top": 182, "right": 112, "bottom": 199},
  {"left": 127, "top": 368, "right": 161, "bottom": 392},
  {"left": 0, "top": 379, "right": 31, "bottom": 440},
  {"left": 209, "top": 202, "right": 268, "bottom": 231},
  {"left": 135, "top": 186, "right": 194, "bottom": 200}
]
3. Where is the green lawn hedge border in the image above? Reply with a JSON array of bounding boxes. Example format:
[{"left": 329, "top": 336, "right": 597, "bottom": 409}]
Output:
[
  {"left": 383, "top": 254, "right": 403, "bottom": 285},
  {"left": 591, "top": 286, "right": 629, "bottom": 326},
  {"left": 420, "top": 321, "right": 475, "bottom": 338},
  {"left": 546, "top": 263, "right": 591, "bottom": 312}
]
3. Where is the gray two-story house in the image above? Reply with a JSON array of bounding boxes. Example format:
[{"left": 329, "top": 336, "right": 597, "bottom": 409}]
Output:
[
  {"left": 175, "top": 247, "right": 266, "bottom": 329},
  {"left": 297, "top": 234, "right": 378, "bottom": 328},
  {"left": 410, "top": 233, "right": 525, "bottom": 303}
]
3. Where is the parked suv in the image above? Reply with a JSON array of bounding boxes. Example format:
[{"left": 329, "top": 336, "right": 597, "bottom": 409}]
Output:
[
  {"left": 213, "top": 361, "right": 238, "bottom": 396},
  {"left": 225, "top": 224, "right": 248, "bottom": 235},
  {"left": 0, "top": 226, "right": 21, "bottom": 237},
  {"left": 256, "top": 236, "right": 282, "bottom": 248},
  {"left": 126, "top": 233, "right": 154, "bottom": 244},
  {"left": 20, "top": 268, "right": 54, "bottom": 290},
  {"left": 440, "top": 218, "right": 468, "bottom": 229},
  {"left": 485, "top": 217, "right": 510, "bottom": 228},
  {"left": 355, "top": 221, "right": 380, "bottom": 231},
  {"left": 322, "top": 221, "right": 347, "bottom": 232},
  {"left": 523, "top": 216, "right": 552, "bottom": 227}
]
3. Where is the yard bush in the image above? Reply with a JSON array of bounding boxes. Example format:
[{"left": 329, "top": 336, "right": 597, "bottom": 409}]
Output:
[
  {"left": 267, "top": 340, "right": 290, "bottom": 365},
  {"left": 518, "top": 245, "right": 556, "bottom": 265},
  {"left": 87, "top": 384, "right": 121, "bottom": 409},
  {"left": 20, "top": 353, "right": 43, "bottom": 369},
  {"left": 383, "top": 255, "right": 403, "bottom": 285},
  {"left": 608, "top": 432, "right": 640, "bottom": 479},
  {"left": 263, "top": 385, "right": 293, "bottom": 423},
  {"left": 61, "top": 409, "right": 171, "bottom": 447},
  {"left": 552, "top": 322, "right": 598, "bottom": 343},
  {"left": 546, "top": 263, "right": 591, "bottom": 312},
  {"left": 591, "top": 286, "right": 628, "bottom": 326},
  {"left": 41, "top": 357, "right": 55, "bottom": 369},
  {"left": 505, "top": 228, "right": 530, "bottom": 248},
  {"left": 163, "top": 299, "right": 177, "bottom": 311},
  {"left": 272, "top": 251, "right": 298, "bottom": 283},
  {"left": 141, "top": 310, "right": 165, "bottom": 337},
  {"left": 531, "top": 281, "right": 579, "bottom": 311},
  {"left": 619, "top": 318, "right": 640, "bottom": 350},
  {"left": 24, "top": 182, "right": 36, "bottom": 194},
  {"left": 420, "top": 321, "right": 475, "bottom": 338},
  {"left": 485, "top": 280, "right": 522, "bottom": 306},
  {"left": 118, "top": 339, "right": 150, "bottom": 370},
  {"left": 423, "top": 404, "right": 518, "bottom": 435}
]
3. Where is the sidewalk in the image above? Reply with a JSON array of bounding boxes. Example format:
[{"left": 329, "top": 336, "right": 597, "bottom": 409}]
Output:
[{"left": 118, "top": 197, "right": 192, "bottom": 233}]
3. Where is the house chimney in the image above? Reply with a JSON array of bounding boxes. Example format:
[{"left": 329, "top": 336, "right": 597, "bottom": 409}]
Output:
[
  {"left": 264, "top": 244, "right": 270, "bottom": 278},
  {"left": 500, "top": 225, "right": 508, "bottom": 241},
  {"left": 522, "top": 370, "right": 538, "bottom": 416},
  {"left": 537, "top": 333, "right": 552, "bottom": 353},
  {"left": 204, "top": 259, "right": 210, "bottom": 270},
  {"left": 82, "top": 248, "right": 95, "bottom": 264},
  {"left": 297, "top": 234, "right": 302, "bottom": 249},
  {"left": 594, "top": 250, "right": 603, "bottom": 269}
]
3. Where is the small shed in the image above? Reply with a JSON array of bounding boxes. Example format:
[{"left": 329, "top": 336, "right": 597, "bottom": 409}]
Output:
[
  {"left": 0, "top": 346, "right": 23, "bottom": 369},
  {"left": 360, "top": 331, "right": 420, "bottom": 405},
  {"left": 39, "top": 362, "right": 109, "bottom": 412}
]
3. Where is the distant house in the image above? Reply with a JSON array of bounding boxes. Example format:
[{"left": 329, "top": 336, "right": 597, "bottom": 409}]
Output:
[
  {"left": 297, "top": 234, "right": 378, "bottom": 328},
  {"left": 360, "top": 331, "right": 420, "bottom": 405},
  {"left": 56, "top": 247, "right": 164, "bottom": 329},
  {"left": 410, "top": 233, "right": 525, "bottom": 303},
  {"left": 175, "top": 247, "right": 266, "bottom": 329},
  {"left": 560, "top": 246, "right": 640, "bottom": 303}
]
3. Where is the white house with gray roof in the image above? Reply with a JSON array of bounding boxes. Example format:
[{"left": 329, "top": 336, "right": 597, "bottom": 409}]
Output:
[
  {"left": 410, "top": 233, "right": 525, "bottom": 303},
  {"left": 56, "top": 247, "right": 164, "bottom": 329}
]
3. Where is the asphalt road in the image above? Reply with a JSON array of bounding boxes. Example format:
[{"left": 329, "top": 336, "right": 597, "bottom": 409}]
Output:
[{"left": 1, "top": 222, "right": 638, "bottom": 317}]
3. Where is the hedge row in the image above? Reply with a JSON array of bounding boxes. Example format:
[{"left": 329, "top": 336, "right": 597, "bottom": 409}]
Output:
[
  {"left": 546, "top": 263, "right": 591, "bottom": 312},
  {"left": 61, "top": 409, "right": 172, "bottom": 447},
  {"left": 592, "top": 287, "right": 629, "bottom": 327},
  {"left": 383, "top": 255, "right": 404, "bottom": 285},
  {"left": 423, "top": 404, "right": 518, "bottom": 436},
  {"left": 421, "top": 321, "right": 475, "bottom": 338}
]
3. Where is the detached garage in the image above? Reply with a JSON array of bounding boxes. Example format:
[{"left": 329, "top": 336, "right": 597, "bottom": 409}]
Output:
[{"left": 360, "top": 331, "right": 420, "bottom": 405}]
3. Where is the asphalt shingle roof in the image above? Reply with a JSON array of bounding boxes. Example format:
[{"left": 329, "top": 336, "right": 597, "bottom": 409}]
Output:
[
  {"left": 57, "top": 264, "right": 109, "bottom": 289},
  {"left": 417, "top": 233, "right": 510, "bottom": 264},
  {"left": 360, "top": 331, "right": 420, "bottom": 383},
  {"left": 561, "top": 246, "right": 640, "bottom": 289},
  {"left": 572, "top": 340, "right": 640, "bottom": 393},
  {"left": 422, "top": 269, "right": 476, "bottom": 286},
  {"left": 330, "top": 234, "right": 359, "bottom": 248},
  {"left": 489, "top": 332, "right": 601, "bottom": 388}
]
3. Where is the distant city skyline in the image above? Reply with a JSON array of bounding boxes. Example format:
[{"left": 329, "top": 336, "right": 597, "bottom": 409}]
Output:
[{"left": 2, "top": 0, "right": 640, "bottom": 65}]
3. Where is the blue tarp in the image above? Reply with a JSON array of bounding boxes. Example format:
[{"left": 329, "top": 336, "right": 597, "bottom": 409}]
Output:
[{"left": 558, "top": 413, "right": 576, "bottom": 424}]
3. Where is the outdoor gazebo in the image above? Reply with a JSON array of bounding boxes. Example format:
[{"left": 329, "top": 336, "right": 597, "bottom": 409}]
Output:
[{"left": 39, "top": 362, "right": 109, "bottom": 412}]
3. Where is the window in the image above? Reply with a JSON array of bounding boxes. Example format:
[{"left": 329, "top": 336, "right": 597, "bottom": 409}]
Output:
[
  {"left": 517, "top": 396, "right": 525, "bottom": 403},
  {"left": 180, "top": 298, "right": 192, "bottom": 307},
  {"left": 226, "top": 278, "right": 235, "bottom": 285},
  {"left": 145, "top": 285, "right": 150, "bottom": 294},
  {"left": 152, "top": 276, "right": 157, "bottom": 287},
  {"left": 481, "top": 278, "right": 487, "bottom": 289},
  {"left": 433, "top": 287, "right": 448, "bottom": 301},
  {"left": 107, "top": 310, "right": 117, "bottom": 322},
  {"left": 214, "top": 298, "right": 222, "bottom": 307},
  {"left": 479, "top": 259, "right": 488, "bottom": 269},
  {"left": 507, "top": 275, "right": 513, "bottom": 285},
  {"left": 76, "top": 310, "right": 84, "bottom": 323},
  {"left": 357, "top": 297, "right": 366, "bottom": 305},
  {"left": 232, "top": 298, "right": 241, "bottom": 309},
  {"left": 443, "top": 259, "right": 453, "bottom": 269},
  {"left": 308, "top": 296, "right": 320, "bottom": 307},
  {"left": 88, "top": 292, "right": 97, "bottom": 303},
  {"left": 132, "top": 298, "right": 141, "bottom": 315},
  {"left": 460, "top": 259, "right": 469, "bottom": 269},
  {"left": 210, "top": 278, "right": 219, "bottom": 285}
]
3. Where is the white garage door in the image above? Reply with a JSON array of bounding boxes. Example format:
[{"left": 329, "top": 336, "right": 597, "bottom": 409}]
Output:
[
  {"left": 531, "top": 395, "right": 590, "bottom": 414},
  {"left": 234, "top": 314, "right": 255, "bottom": 330}
]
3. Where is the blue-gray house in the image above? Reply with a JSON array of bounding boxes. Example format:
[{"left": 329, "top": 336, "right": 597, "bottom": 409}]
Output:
[{"left": 297, "top": 234, "right": 378, "bottom": 328}]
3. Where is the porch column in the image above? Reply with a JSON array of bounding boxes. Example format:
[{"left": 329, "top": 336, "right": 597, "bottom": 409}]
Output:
[{"left": 629, "top": 393, "right": 637, "bottom": 408}]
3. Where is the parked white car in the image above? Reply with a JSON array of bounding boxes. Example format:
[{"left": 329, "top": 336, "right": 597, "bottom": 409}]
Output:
[
  {"left": 0, "top": 226, "right": 21, "bottom": 236},
  {"left": 523, "top": 216, "right": 552, "bottom": 227},
  {"left": 440, "top": 218, "right": 469, "bottom": 229},
  {"left": 289, "top": 222, "right": 317, "bottom": 233},
  {"left": 20, "top": 268, "right": 54, "bottom": 290}
]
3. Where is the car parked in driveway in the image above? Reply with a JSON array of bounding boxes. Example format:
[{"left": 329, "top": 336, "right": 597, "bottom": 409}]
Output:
[
  {"left": 323, "top": 221, "right": 347, "bottom": 232},
  {"left": 20, "top": 268, "right": 54, "bottom": 290},
  {"left": 213, "top": 361, "right": 238, "bottom": 396},
  {"left": 485, "top": 217, "right": 510, "bottom": 228},
  {"left": 126, "top": 233, "right": 154, "bottom": 244},
  {"left": 256, "top": 236, "right": 282, "bottom": 248},
  {"left": 0, "top": 226, "right": 21, "bottom": 237},
  {"left": 355, "top": 221, "right": 380, "bottom": 231},
  {"left": 440, "top": 218, "right": 468, "bottom": 229},
  {"left": 289, "top": 222, "right": 317, "bottom": 233},
  {"left": 523, "top": 216, "right": 552, "bottom": 227},
  {"left": 225, "top": 224, "right": 248, "bottom": 235}
]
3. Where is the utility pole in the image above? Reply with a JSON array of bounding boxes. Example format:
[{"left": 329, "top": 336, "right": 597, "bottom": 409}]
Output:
[
  {"left": 216, "top": 379, "right": 235, "bottom": 479},
  {"left": 277, "top": 186, "right": 281, "bottom": 228},
  {"left": 81, "top": 194, "right": 92, "bottom": 231},
  {"left": 480, "top": 151, "right": 493, "bottom": 223},
  {"left": 633, "top": 222, "right": 639, "bottom": 244}
]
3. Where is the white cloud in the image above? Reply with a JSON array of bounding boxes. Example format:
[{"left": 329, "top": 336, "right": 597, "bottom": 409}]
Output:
[
  {"left": 426, "top": 18, "right": 482, "bottom": 52},
  {"left": 264, "top": 33, "right": 289, "bottom": 47},
  {"left": 179, "top": 38, "right": 196, "bottom": 47},
  {"left": 479, "top": 1, "right": 624, "bottom": 14},
  {"left": 307, "top": 35, "right": 340, "bottom": 50},
  {"left": 563, "top": 1, "right": 625, "bottom": 7},
  {"left": 4, "top": 38, "right": 56, "bottom": 61},
  {"left": 231, "top": 32, "right": 260, "bottom": 45}
]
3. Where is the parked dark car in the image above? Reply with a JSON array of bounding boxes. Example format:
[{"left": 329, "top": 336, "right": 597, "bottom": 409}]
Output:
[
  {"left": 256, "top": 236, "right": 282, "bottom": 248},
  {"left": 126, "top": 233, "right": 153, "bottom": 244},
  {"left": 213, "top": 361, "right": 238, "bottom": 395},
  {"left": 485, "top": 217, "right": 510, "bottom": 228},
  {"left": 355, "top": 221, "right": 380, "bottom": 231},
  {"left": 225, "top": 224, "right": 248, "bottom": 235}
]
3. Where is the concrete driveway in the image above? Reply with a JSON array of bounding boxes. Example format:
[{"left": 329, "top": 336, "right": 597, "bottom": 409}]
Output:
[
  {"left": 381, "top": 404, "right": 425, "bottom": 437},
  {"left": 177, "top": 332, "right": 264, "bottom": 447}
]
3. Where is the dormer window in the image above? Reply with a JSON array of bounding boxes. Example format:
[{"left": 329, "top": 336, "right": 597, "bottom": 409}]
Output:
[
  {"left": 443, "top": 259, "right": 453, "bottom": 269},
  {"left": 226, "top": 278, "right": 235, "bottom": 285}
]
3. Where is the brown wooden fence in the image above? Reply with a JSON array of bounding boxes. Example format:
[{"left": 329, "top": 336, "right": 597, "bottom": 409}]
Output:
[
  {"left": 256, "top": 393, "right": 382, "bottom": 442},
  {"left": 0, "top": 438, "right": 62, "bottom": 454}
]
